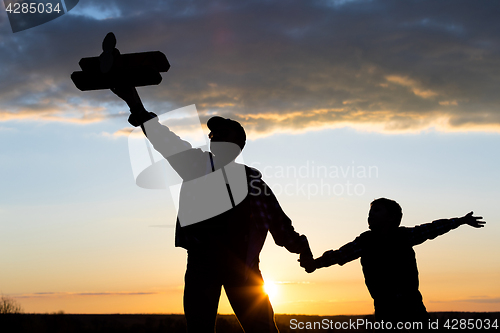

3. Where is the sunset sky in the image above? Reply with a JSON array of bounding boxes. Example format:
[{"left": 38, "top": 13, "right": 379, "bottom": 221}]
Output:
[{"left": 0, "top": 0, "right": 499, "bottom": 315}]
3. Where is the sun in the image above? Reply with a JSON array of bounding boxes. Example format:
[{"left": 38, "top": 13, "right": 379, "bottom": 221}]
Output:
[{"left": 263, "top": 280, "right": 278, "bottom": 300}]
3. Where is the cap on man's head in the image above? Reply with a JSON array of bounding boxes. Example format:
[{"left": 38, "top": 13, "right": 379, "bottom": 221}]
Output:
[{"left": 207, "top": 116, "right": 246, "bottom": 150}]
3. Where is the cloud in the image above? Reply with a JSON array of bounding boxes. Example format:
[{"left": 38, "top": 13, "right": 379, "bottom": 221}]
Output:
[
  {"left": 13, "top": 291, "right": 160, "bottom": 299},
  {"left": 0, "top": 109, "right": 107, "bottom": 124},
  {"left": 275, "top": 281, "right": 312, "bottom": 285},
  {"left": 1, "top": 0, "right": 500, "bottom": 135},
  {"left": 430, "top": 296, "right": 500, "bottom": 304},
  {"left": 110, "top": 127, "right": 134, "bottom": 137},
  {"left": 385, "top": 75, "right": 438, "bottom": 99},
  {"left": 461, "top": 297, "right": 500, "bottom": 304}
]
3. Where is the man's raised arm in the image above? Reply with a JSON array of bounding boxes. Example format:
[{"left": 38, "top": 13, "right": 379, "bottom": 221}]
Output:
[{"left": 111, "top": 86, "right": 211, "bottom": 179}]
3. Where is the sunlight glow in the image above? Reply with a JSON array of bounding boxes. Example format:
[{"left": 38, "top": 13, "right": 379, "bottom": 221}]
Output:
[{"left": 263, "top": 280, "right": 278, "bottom": 301}]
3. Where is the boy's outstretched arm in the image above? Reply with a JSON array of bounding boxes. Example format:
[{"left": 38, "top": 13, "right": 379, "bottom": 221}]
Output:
[
  {"left": 301, "top": 238, "right": 363, "bottom": 273},
  {"left": 410, "top": 211, "right": 485, "bottom": 246},
  {"left": 460, "top": 211, "right": 486, "bottom": 228}
]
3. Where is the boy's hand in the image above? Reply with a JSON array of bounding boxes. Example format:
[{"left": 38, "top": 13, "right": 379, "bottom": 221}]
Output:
[
  {"left": 459, "top": 211, "right": 486, "bottom": 228},
  {"left": 298, "top": 253, "right": 316, "bottom": 273}
]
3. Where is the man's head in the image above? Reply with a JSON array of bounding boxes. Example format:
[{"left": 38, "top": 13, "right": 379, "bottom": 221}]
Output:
[
  {"left": 207, "top": 116, "right": 246, "bottom": 162},
  {"left": 207, "top": 116, "right": 246, "bottom": 149},
  {"left": 368, "top": 198, "right": 403, "bottom": 231}
]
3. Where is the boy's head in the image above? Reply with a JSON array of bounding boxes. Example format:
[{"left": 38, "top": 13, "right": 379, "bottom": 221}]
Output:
[{"left": 368, "top": 198, "right": 403, "bottom": 231}]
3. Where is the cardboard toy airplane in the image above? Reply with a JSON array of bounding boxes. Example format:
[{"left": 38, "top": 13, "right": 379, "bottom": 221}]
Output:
[{"left": 71, "top": 32, "right": 170, "bottom": 91}]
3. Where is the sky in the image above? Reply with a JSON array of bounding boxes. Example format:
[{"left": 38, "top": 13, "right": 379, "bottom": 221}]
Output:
[{"left": 0, "top": 0, "right": 499, "bottom": 315}]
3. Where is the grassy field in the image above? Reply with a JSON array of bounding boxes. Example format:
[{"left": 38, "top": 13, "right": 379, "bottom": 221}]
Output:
[{"left": 0, "top": 312, "right": 498, "bottom": 332}]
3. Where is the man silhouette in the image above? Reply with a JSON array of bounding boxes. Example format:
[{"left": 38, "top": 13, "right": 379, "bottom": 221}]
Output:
[{"left": 112, "top": 87, "right": 314, "bottom": 332}]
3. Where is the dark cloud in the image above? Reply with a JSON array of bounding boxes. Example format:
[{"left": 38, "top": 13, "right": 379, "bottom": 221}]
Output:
[{"left": 0, "top": 0, "right": 499, "bottom": 133}]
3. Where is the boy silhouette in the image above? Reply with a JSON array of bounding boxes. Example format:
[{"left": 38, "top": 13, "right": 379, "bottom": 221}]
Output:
[{"left": 301, "top": 198, "right": 485, "bottom": 329}]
